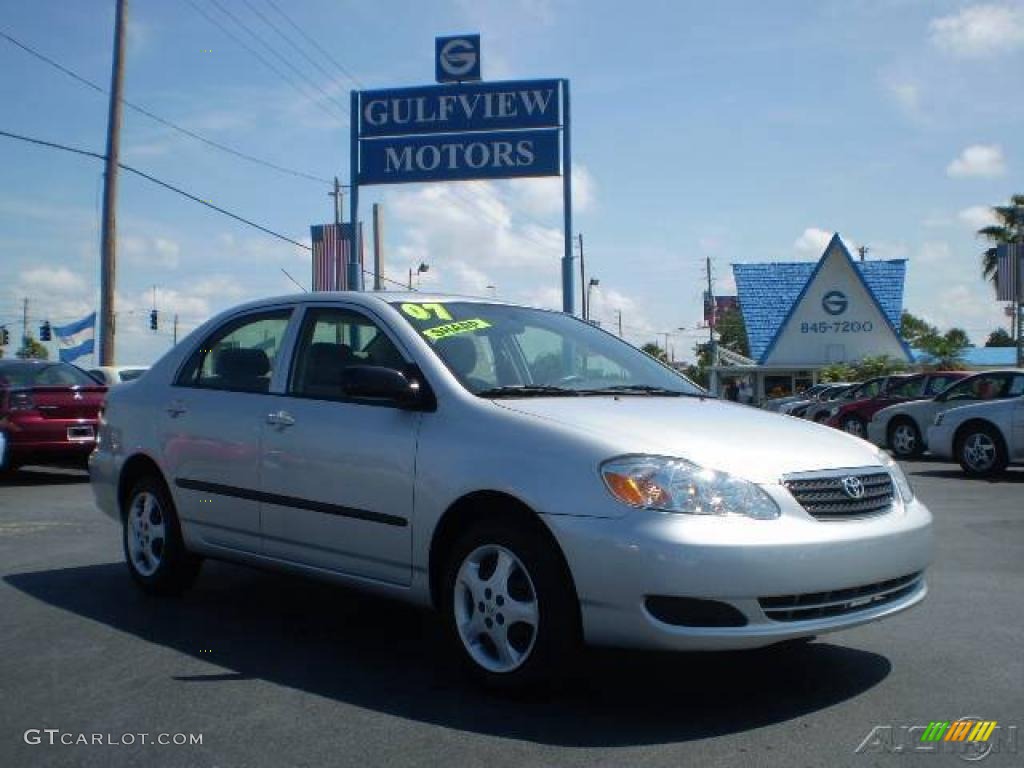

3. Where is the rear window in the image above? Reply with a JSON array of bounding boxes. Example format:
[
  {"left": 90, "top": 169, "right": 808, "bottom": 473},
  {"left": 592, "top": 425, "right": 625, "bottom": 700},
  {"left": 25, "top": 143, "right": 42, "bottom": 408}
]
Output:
[{"left": 0, "top": 363, "right": 97, "bottom": 388}]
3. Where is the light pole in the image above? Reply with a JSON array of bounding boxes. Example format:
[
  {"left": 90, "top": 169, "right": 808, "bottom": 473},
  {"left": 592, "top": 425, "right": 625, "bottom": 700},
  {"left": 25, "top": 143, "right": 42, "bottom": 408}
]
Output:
[{"left": 408, "top": 262, "right": 429, "bottom": 290}]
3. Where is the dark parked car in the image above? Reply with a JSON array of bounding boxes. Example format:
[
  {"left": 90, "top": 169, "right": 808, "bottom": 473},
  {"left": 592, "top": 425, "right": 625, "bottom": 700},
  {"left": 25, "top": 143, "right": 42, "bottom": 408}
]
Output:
[
  {"left": 825, "top": 371, "right": 970, "bottom": 438},
  {"left": 0, "top": 360, "right": 106, "bottom": 475}
]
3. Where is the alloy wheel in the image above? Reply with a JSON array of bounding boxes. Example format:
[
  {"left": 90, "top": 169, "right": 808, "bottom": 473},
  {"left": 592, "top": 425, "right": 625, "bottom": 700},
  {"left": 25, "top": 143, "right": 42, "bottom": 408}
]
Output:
[
  {"left": 127, "top": 491, "right": 166, "bottom": 577},
  {"left": 962, "top": 432, "right": 997, "bottom": 473},
  {"left": 892, "top": 424, "right": 918, "bottom": 455},
  {"left": 453, "top": 544, "right": 539, "bottom": 674}
]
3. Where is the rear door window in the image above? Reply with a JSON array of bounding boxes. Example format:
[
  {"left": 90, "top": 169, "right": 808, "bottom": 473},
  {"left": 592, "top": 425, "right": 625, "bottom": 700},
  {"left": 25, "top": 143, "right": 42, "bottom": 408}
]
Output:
[{"left": 177, "top": 311, "right": 292, "bottom": 393}]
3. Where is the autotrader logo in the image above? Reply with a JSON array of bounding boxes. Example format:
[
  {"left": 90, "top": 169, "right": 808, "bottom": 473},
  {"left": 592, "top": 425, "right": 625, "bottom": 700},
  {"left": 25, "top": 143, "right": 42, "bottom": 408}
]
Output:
[
  {"left": 855, "top": 717, "right": 1017, "bottom": 761},
  {"left": 822, "top": 290, "right": 848, "bottom": 316}
]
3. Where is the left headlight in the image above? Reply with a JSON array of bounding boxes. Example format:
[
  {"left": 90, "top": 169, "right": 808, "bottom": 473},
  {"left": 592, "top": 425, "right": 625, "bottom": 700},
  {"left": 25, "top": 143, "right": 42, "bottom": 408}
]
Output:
[
  {"left": 878, "top": 449, "right": 914, "bottom": 503},
  {"left": 601, "top": 455, "right": 781, "bottom": 520}
]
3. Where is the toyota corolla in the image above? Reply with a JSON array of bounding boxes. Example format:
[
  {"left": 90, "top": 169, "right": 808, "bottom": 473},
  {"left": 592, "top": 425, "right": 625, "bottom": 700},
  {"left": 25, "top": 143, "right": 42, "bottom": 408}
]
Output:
[{"left": 90, "top": 294, "right": 932, "bottom": 687}]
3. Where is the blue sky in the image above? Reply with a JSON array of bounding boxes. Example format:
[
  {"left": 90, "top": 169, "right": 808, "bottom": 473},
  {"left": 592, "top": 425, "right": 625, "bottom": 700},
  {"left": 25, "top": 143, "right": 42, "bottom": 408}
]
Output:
[{"left": 1, "top": 0, "right": 1021, "bottom": 364}]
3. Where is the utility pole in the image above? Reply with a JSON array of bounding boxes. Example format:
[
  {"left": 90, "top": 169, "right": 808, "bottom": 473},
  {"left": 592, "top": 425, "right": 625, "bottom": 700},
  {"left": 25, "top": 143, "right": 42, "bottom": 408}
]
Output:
[
  {"left": 706, "top": 256, "right": 719, "bottom": 394},
  {"left": 329, "top": 177, "right": 344, "bottom": 226},
  {"left": 98, "top": 0, "right": 127, "bottom": 366},
  {"left": 858, "top": 245, "right": 869, "bottom": 262},
  {"left": 372, "top": 203, "right": 384, "bottom": 291},
  {"left": 173, "top": 314, "right": 179, "bottom": 345},
  {"left": 578, "top": 233, "right": 586, "bottom": 319},
  {"left": 21, "top": 297, "right": 28, "bottom": 351},
  {"left": 616, "top": 309, "right": 623, "bottom": 338}
]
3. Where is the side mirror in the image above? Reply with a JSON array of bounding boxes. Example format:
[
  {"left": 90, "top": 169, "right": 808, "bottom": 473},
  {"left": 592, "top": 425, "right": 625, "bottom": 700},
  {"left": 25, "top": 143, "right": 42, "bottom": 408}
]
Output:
[{"left": 344, "top": 365, "right": 423, "bottom": 408}]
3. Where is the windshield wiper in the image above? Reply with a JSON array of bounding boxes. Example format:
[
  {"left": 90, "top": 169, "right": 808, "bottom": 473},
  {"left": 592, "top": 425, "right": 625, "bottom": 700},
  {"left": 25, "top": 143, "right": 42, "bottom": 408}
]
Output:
[
  {"left": 578, "top": 385, "right": 705, "bottom": 397},
  {"left": 475, "top": 384, "right": 582, "bottom": 398}
]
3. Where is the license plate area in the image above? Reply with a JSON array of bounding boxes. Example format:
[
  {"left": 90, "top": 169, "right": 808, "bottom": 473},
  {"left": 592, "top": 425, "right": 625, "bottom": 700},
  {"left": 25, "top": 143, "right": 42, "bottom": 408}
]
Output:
[{"left": 67, "top": 425, "right": 95, "bottom": 441}]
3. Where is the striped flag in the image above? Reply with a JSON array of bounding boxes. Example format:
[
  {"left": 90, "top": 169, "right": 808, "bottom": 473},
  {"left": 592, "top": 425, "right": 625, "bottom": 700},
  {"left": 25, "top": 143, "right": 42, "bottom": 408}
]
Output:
[
  {"left": 311, "top": 223, "right": 353, "bottom": 291},
  {"left": 53, "top": 312, "right": 96, "bottom": 364},
  {"left": 995, "top": 243, "right": 1022, "bottom": 301}
]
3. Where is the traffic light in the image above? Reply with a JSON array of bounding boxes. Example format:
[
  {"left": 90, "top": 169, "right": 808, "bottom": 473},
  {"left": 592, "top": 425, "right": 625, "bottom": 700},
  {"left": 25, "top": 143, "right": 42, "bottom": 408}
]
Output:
[
  {"left": 149, "top": 309, "right": 158, "bottom": 331},
  {"left": 39, "top": 321, "right": 52, "bottom": 341},
  {"left": 1, "top": 326, "right": 9, "bottom": 346}
]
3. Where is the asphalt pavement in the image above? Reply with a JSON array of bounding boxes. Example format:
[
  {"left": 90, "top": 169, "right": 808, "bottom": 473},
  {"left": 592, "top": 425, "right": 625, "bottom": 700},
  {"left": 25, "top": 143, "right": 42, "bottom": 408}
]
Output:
[{"left": 1, "top": 460, "right": 1021, "bottom": 768}]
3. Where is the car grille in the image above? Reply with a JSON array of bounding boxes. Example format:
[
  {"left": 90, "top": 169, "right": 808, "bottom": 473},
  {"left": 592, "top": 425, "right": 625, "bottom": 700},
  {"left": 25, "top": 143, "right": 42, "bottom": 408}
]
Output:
[
  {"left": 759, "top": 572, "right": 923, "bottom": 622},
  {"left": 784, "top": 470, "right": 894, "bottom": 520}
]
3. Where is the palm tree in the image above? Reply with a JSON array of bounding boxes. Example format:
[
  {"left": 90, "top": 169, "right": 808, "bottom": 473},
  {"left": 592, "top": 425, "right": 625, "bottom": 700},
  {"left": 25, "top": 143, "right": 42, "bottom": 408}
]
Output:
[{"left": 977, "top": 193, "right": 1024, "bottom": 287}]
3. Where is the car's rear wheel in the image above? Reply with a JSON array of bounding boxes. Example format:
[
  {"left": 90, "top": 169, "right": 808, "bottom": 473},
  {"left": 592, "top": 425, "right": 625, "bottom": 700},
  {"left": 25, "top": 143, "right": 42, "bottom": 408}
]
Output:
[
  {"left": 123, "top": 476, "right": 201, "bottom": 595},
  {"left": 956, "top": 424, "right": 1008, "bottom": 478},
  {"left": 841, "top": 415, "right": 867, "bottom": 438},
  {"left": 442, "top": 516, "right": 578, "bottom": 689},
  {"left": 888, "top": 419, "right": 923, "bottom": 458}
]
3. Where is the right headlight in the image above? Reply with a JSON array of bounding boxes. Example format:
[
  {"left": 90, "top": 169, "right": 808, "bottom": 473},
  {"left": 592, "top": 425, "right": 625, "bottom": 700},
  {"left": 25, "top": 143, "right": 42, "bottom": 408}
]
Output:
[
  {"left": 601, "top": 455, "right": 781, "bottom": 520},
  {"left": 878, "top": 449, "right": 914, "bottom": 503}
]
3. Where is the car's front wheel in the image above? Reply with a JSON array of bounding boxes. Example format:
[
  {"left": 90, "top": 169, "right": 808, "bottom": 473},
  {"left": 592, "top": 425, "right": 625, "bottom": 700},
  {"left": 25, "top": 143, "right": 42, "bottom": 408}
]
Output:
[
  {"left": 442, "top": 516, "right": 579, "bottom": 689},
  {"left": 123, "top": 476, "right": 201, "bottom": 595},
  {"left": 956, "top": 424, "right": 1008, "bottom": 478}
]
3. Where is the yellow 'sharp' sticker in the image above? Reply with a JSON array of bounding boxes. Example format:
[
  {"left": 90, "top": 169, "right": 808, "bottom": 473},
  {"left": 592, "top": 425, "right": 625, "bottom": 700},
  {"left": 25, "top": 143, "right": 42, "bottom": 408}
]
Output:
[{"left": 422, "top": 318, "right": 491, "bottom": 341}]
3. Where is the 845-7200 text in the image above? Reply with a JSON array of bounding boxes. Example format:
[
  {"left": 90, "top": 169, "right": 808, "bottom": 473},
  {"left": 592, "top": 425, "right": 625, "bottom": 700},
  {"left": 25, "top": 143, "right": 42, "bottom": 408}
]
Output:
[{"left": 800, "top": 320, "right": 874, "bottom": 333}]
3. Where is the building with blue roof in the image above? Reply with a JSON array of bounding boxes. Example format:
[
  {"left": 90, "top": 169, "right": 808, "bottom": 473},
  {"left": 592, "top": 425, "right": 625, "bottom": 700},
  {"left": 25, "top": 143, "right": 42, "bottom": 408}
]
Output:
[{"left": 717, "top": 234, "right": 914, "bottom": 400}]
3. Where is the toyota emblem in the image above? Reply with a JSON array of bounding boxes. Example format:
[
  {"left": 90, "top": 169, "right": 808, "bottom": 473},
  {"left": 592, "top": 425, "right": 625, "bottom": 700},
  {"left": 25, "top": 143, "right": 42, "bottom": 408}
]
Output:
[{"left": 841, "top": 476, "right": 865, "bottom": 499}]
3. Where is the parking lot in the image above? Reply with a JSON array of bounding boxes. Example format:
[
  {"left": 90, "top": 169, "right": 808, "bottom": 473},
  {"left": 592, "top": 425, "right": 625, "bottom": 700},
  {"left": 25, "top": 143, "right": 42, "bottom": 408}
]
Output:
[{"left": 1, "top": 460, "right": 1021, "bottom": 768}]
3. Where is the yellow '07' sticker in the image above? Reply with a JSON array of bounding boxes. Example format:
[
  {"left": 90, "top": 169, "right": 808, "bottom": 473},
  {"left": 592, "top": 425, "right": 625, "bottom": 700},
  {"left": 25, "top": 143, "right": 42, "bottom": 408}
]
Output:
[{"left": 422, "top": 318, "right": 491, "bottom": 341}]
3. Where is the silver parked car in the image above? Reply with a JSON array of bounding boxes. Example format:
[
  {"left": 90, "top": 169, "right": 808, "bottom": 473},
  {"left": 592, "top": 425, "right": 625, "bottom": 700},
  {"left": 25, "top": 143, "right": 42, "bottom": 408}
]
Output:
[{"left": 90, "top": 294, "right": 932, "bottom": 687}]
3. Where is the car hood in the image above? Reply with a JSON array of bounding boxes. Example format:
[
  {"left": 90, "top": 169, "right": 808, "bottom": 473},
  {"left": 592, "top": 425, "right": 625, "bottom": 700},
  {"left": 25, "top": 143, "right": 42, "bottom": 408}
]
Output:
[
  {"left": 875, "top": 399, "right": 934, "bottom": 420},
  {"left": 494, "top": 396, "right": 884, "bottom": 484}
]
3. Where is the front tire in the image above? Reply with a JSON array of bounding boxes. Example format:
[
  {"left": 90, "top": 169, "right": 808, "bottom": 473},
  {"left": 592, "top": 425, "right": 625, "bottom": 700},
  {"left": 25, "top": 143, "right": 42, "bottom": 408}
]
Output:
[
  {"left": 442, "top": 516, "right": 579, "bottom": 689},
  {"left": 889, "top": 419, "right": 923, "bottom": 459},
  {"left": 123, "top": 476, "right": 201, "bottom": 595},
  {"left": 956, "top": 424, "right": 1008, "bottom": 478}
]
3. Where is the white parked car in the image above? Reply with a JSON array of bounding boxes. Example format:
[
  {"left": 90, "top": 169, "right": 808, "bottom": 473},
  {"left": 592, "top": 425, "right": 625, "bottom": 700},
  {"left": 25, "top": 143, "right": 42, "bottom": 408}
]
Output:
[
  {"left": 88, "top": 366, "right": 148, "bottom": 385},
  {"left": 90, "top": 294, "right": 932, "bottom": 687},
  {"left": 927, "top": 397, "right": 1024, "bottom": 477},
  {"left": 868, "top": 370, "right": 1024, "bottom": 459}
]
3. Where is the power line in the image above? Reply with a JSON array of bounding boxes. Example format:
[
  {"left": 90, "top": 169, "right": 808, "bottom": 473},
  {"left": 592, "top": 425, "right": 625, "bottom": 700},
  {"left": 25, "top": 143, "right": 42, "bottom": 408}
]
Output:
[
  {"left": 240, "top": 0, "right": 354, "bottom": 97},
  {"left": 0, "top": 128, "right": 310, "bottom": 251},
  {"left": 263, "top": 0, "right": 364, "bottom": 89},
  {"left": 199, "top": 0, "right": 349, "bottom": 119},
  {"left": 0, "top": 27, "right": 331, "bottom": 185}
]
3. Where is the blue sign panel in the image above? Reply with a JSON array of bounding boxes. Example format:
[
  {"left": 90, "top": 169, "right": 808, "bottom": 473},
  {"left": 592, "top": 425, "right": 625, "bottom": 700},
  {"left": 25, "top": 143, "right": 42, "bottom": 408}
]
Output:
[
  {"left": 359, "top": 129, "right": 560, "bottom": 185},
  {"left": 359, "top": 80, "right": 560, "bottom": 138},
  {"left": 436, "top": 35, "right": 481, "bottom": 83}
]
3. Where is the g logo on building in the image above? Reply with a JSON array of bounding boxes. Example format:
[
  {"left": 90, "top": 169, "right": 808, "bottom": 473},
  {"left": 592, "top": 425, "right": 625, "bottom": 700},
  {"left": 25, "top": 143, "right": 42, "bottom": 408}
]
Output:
[
  {"left": 822, "top": 290, "right": 848, "bottom": 316},
  {"left": 436, "top": 35, "right": 481, "bottom": 82}
]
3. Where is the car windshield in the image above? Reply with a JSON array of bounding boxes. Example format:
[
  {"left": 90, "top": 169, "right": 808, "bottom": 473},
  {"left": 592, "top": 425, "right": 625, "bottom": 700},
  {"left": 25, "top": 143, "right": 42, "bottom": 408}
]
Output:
[
  {"left": 390, "top": 300, "right": 705, "bottom": 397},
  {"left": 0, "top": 362, "right": 98, "bottom": 388}
]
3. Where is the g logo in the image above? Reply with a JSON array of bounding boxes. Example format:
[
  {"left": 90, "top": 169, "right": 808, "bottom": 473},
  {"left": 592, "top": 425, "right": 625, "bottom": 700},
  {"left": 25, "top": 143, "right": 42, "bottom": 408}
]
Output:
[
  {"left": 822, "top": 290, "right": 848, "bottom": 316},
  {"left": 439, "top": 38, "right": 477, "bottom": 78}
]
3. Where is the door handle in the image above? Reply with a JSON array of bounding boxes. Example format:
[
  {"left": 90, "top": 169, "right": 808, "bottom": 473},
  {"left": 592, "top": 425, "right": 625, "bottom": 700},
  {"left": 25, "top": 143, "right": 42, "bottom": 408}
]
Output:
[
  {"left": 266, "top": 410, "right": 295, "bottom": 427},
  {"left": 166, "top": 401, "right": 187, "bottom": 418}
]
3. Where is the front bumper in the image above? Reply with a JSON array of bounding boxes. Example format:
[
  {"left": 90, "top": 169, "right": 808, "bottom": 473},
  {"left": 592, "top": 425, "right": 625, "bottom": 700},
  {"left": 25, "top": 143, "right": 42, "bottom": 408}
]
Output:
[
  {"left": 866, "top": 419, "right": 887, "bottom": 448},
  {"left": 925, "top": 424, "right": 955, "bottom": 460},
  {"left": 547, "top": 492, "right": 932, "bottom": 651}
]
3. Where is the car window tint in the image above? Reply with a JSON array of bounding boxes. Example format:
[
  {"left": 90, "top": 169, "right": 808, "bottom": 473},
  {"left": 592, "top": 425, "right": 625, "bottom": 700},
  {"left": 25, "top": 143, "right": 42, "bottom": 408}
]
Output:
[
  {"left": 36, "top": 364, "right": 98, "bottom": 387},
  {"left": 925, "top": 376, "right": 953, "bottom": 396},
  {"left": 1007, "top": 375, "right": 1024, "bottom": 397},
  {"left": 890, "top": 377, "right": 924, "bottom": 398},
  {"left": 177, "top": 311, "right": 291, "bottom": 393},
  {"left": 289, "top": 308, "right": 406, "bottom": 399}
]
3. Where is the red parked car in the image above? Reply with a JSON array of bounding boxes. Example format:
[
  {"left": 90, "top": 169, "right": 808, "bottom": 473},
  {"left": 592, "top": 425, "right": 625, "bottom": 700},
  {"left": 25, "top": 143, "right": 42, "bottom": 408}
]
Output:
[
  {"left": 0, "top": 360, "right": 107, "bottom": 475},
  {"left": 825, "top": 371, "right": 970, "bottom": 438}
]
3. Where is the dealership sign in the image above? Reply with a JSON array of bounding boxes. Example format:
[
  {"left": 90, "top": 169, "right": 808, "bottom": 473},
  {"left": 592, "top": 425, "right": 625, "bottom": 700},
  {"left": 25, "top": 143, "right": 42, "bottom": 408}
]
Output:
[{"left": 347, "top": 37, "right": 574, "bottom": 310}]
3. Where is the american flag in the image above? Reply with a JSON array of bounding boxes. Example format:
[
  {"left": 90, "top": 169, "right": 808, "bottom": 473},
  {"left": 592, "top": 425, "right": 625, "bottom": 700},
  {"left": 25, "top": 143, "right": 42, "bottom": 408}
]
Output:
[
  {"left": 311, "top": 224, "right": 352, "bottom": 291},
  {"left": 995, "top": 243, "right": 1022, "bottom": 302}
]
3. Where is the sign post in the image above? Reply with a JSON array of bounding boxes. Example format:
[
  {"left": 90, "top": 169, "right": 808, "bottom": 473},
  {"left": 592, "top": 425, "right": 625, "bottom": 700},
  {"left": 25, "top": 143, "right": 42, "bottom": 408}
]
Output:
[{"left": 347, "top": 37, "right": 574, "bottom": 313}]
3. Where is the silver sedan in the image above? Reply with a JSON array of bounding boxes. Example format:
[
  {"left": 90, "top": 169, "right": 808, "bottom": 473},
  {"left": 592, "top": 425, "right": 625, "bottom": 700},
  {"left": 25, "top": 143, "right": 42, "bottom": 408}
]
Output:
[{"left": 90, "top": 294, "right": 932, "bottom": 687}]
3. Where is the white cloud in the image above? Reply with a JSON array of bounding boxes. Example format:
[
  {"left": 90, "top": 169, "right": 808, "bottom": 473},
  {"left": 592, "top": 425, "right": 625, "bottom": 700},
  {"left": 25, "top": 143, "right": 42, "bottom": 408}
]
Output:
[
  {"left": 16, "top": 267, "right": 87, "bottom": 296},
  {"left": 930, "top": 4, "right": 1024, "bottom": 57},
  {"left": 946, "top": 144, "right": 1007, "bottom": 178},
  {"left": 958, "top": 205, "right": 999, "bottom": 230},
  {"left": 121, "top": 236, "right": 181, "bottom": 269},
  {"left": 886, "top": 79, "right": 923, "bottom": 118},
  {"left": 794, "top": 227, "right": 834, "bottom": 255},
  {"left": 507, "top": 165, "right": 596, "bottom": 218},
  {"left": 917, "top": 241, "right": 953, "bottom": 265}
]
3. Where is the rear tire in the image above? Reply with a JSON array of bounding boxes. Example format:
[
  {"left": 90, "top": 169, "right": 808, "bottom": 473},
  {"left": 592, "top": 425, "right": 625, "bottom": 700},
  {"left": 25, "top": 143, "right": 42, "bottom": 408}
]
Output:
[
  {"left": 888, "top": 419, "right": 923, "bottom": 459},
  {"left": 441, "top": 515, "right": 579, "bottom": 690},
  {"left": 123, "top": 475, "right": 201, "bottom": 595},
  {"left": 841, "top": 415, "right": 867, "bottom": 438},
  {"left": 956, "top": 424, "right": 1008, "bottom": 478}
]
